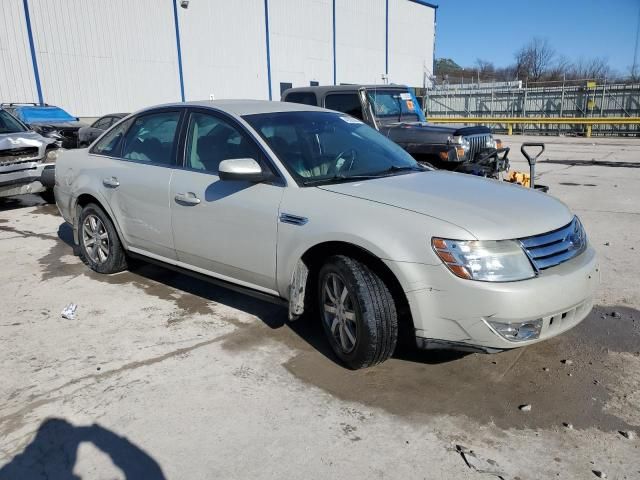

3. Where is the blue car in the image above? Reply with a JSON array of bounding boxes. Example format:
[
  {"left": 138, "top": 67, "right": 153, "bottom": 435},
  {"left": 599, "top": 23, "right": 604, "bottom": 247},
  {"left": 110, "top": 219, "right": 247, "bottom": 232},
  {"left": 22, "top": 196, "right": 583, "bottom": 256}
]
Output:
[{"left": 1, "top": 103, "right": 86, "bottom": 149}]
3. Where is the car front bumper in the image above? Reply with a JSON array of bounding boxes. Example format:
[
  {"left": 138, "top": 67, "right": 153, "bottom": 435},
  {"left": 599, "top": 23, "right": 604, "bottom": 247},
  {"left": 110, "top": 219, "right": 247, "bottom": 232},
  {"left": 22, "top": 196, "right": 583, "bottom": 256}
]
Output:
[
  {"left": 384, "top": 245, "right": 599, "bottom": 351},
  {"left": 0, "top": 162, "right": 55, "bottom": 198}
]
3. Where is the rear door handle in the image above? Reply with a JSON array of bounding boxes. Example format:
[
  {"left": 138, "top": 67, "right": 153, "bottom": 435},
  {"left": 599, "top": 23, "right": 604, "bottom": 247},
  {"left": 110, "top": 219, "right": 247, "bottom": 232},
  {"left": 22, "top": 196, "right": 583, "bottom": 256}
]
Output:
[
  {"left": 174, "top": 192, "right": 201, "bottom": 205},
  {"left": 102, "top": 177, "right": 120, "bottom": 188}
]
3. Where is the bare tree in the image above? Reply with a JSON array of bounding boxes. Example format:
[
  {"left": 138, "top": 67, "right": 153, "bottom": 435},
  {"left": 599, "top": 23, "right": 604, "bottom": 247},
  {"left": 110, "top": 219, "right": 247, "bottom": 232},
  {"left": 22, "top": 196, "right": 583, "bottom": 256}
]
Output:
[
  {"left": 514, "top": 37, "right": 556, "bottom": 82},
  {"left": 475, "top": 59, "right": 496, "bottom": 81},
  {"left": 567, "top": 57, "right": 612, "bottom": 80},
  {"left": 545, "top": 55, "right": 571, "bottom": 82}
]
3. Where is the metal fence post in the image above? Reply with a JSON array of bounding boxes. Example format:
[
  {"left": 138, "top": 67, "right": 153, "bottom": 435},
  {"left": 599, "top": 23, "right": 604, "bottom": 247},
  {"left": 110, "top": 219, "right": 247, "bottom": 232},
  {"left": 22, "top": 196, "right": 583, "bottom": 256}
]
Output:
[{"left": 522, "top": 82, "right": 528, "bottom": 134}]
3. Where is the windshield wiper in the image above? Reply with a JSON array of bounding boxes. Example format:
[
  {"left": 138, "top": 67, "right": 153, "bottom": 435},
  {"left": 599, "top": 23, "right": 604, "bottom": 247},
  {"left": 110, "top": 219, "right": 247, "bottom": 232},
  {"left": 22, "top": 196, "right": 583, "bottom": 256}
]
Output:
[
  {"left": 372, "top": 165, "right": 425, "bottom": 176},
  {"left": 301, "top": 173, "right": 383, "bottom": 186},
  {"left": 302, "top": 165, "right": 424, "bottom": 186}
]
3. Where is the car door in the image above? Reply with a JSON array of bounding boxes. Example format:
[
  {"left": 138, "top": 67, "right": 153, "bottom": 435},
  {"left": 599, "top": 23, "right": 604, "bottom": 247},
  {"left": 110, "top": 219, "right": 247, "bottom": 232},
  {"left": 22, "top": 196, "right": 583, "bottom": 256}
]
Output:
[
  {"left": 100, "top": 108, "right": 183, "bottom": 260},
  {"left": 169, "top": 109, "right": 284, "bottom": 293}
]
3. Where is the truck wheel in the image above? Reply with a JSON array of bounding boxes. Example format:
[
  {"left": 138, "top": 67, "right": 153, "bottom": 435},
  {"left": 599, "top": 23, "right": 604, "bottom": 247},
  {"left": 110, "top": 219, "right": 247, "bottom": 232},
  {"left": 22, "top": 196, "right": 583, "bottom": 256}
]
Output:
[
  {"left": 317, "top": 255, "right": 398, "bottom": 369},
  {"left": 78, "top": 203, "right": 127, "bottom": 274}
]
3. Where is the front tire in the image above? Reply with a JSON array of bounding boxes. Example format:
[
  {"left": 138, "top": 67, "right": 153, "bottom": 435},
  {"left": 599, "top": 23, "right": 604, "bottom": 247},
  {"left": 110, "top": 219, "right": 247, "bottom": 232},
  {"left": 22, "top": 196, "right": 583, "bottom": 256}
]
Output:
[
  {"left": 78, "top": 203, "right": 127, "bottom": 274},
  {"left": 317, "top": 255, "right": 398, "bottom": 369}
]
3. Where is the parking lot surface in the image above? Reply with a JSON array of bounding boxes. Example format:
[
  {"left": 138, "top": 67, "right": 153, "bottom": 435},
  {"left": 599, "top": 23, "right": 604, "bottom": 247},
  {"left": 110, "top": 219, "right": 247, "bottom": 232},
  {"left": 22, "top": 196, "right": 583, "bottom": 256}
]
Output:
[{"left": 1, "top": 135, "right": 639, "bottom": 479}]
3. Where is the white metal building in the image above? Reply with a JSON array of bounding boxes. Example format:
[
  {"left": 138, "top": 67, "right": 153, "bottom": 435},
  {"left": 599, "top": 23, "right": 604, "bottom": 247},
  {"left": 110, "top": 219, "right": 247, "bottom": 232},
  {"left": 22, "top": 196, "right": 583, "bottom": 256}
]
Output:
[{"left": 0, "top": 0, "right": 436, "bottom": 117}]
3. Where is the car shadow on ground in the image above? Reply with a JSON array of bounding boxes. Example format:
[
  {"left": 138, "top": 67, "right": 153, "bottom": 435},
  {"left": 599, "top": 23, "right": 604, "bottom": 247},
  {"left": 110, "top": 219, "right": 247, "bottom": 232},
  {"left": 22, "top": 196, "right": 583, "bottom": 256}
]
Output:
[
  {"left": 52, "top": 221, "right": 467, "bottom": 368},
  {"left": 0, "top": 194, "right": 47, "bottom": 212},
  {"left": 0, "top": 418, "right": 166, "bottom": 480},
  {"left": 543, "top": 159, "right": 640, "bottom": 168}
]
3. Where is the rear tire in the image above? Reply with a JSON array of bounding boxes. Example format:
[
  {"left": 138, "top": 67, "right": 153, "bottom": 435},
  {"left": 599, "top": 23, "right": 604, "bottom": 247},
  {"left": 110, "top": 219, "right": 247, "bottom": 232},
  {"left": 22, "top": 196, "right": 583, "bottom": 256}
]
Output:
[
  {"left": 317, "top": 255, "right": 398, "bottom": 369},
  {"left": 78, "top": 203, "right": 127, "bottom": 274}
]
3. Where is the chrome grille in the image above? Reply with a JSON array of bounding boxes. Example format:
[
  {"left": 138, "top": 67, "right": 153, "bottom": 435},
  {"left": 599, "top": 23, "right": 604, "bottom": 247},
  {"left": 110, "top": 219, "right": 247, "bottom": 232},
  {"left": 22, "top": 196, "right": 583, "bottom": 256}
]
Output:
[
  {"left": 0, "top": 147, "right": 40, "bottom": 166},
  {"left": 464, "top": 133, "right": 491, "bottom": 161},
  {"left": 519, "top": 217, "right": 587, "bottom": 271}
]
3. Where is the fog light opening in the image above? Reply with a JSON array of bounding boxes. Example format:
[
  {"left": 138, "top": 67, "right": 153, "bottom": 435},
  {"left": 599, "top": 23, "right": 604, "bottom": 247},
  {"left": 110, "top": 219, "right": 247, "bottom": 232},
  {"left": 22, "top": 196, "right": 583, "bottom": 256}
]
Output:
[{"left": 487, "top": 318, "right": 542, "bottom": 342}]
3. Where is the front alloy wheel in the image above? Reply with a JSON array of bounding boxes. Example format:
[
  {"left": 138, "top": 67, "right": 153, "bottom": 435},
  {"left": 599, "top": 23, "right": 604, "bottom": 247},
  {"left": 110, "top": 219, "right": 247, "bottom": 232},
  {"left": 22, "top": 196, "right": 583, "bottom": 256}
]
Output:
[
  {"left": 322, "top": 273, "right": 358, "bottom": 354},
  {"left": 317, "top": 255, "right": 398, "bottom": 369}
]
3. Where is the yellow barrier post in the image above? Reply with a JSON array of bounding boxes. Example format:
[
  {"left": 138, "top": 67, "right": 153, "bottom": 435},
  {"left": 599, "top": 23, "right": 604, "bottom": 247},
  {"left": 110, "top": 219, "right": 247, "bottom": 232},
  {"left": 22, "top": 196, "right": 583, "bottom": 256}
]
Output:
[
  {"left": 507, "top": 124, "right": 513, "bottom": 135},
  {"left": 586, "top": 125, "right": 592, "bottom": 138}
]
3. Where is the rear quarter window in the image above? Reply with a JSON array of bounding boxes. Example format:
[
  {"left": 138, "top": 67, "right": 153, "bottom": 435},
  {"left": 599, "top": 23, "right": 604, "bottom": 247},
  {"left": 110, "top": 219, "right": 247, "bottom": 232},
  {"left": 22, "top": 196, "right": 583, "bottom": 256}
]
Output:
[
  {"left": 90, "top": 118, "right": 134, "bottom": 156},
  {"left": 283, "top": 92, "right": 318, "bottom": 106},
  {"left": 324, "top": 93, "right": 363, "bottom": 120}
]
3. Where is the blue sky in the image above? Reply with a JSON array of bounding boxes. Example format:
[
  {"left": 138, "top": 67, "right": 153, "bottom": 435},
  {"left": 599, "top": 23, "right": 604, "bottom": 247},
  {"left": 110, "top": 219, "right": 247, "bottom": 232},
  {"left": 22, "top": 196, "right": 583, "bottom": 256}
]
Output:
[{"left": 435, "top": 0, "right": 640, "bottom": 75}]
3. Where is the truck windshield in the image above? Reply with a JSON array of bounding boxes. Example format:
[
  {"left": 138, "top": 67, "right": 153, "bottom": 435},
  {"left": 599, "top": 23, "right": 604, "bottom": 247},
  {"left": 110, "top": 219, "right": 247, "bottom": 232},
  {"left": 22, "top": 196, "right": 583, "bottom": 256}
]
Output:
[
  {"left": 0, "top": 110, "right": 27, "bottom": 134},
  {"left": 16, "top": 106, "right": 76, "bottom": 123},
  {"left": 243, "top": 111, "right": 423, "bottom": 186},
  {"left": 366, "top": 89, "right": 425, "bottom": 122}
]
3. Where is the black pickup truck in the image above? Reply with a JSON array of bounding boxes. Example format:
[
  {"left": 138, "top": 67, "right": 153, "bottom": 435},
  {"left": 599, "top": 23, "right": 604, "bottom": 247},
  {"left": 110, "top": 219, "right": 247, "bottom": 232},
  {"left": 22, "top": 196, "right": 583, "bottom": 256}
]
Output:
[{"left": 282, "top": 85, "right": 509, "bottom": 178}]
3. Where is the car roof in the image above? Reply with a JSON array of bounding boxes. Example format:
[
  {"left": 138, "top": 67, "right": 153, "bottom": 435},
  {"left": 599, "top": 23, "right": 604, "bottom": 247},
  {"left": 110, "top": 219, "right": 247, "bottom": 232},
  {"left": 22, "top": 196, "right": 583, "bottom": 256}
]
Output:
[
  {"left": 149, "top": 99, "right": 329, "bottom": 116},
  {"left": 282, "top": 84, "right": 409, "bottom": 97}
]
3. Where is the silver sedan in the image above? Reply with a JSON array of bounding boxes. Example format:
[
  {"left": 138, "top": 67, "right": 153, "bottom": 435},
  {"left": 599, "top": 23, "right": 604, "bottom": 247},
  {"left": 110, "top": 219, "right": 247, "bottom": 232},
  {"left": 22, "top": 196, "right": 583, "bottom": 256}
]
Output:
[{"left": 54, "top": 100, "right": 598, "bottom": 369}]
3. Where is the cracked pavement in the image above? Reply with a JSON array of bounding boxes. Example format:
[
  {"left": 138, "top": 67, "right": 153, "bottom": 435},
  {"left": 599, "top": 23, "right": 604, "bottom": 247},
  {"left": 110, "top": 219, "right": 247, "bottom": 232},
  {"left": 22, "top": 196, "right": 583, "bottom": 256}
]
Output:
[{"left": 1, "top": 135, "right": 639, "bottom": 479}]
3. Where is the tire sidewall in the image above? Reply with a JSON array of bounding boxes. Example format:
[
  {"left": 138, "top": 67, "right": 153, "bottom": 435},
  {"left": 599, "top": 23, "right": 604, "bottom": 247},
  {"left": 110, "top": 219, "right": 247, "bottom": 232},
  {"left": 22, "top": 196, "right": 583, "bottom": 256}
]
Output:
[
  {"left": 317, "top": 258, "right": 374, "bottom": 367},
  {"left": 78, "top": 204, "right": 123, "bottom": 274}
]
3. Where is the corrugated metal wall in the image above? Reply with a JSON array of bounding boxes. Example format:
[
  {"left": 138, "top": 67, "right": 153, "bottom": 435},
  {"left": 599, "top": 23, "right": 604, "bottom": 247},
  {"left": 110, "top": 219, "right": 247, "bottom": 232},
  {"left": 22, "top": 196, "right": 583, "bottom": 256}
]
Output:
[
  {"left": 1, "top": 0, "right": 435, "bottom": 117},
  {"left": 270, "top": 0, "right": 333, "bottom": 94},
  {"left": 0, "top": 0, "right": 38, "bottom": 103},
  {"left": 388, "top": 0, "right": 434, "bottom": 88},
  {"left": 28, "top": 0, "right": 180, "bottom": 117},
  {"left": 335, "top": 0, "right": 386, "bottom": 85},
  {"left": 178, "top": 0, "right": 268, "bottom": 102}
]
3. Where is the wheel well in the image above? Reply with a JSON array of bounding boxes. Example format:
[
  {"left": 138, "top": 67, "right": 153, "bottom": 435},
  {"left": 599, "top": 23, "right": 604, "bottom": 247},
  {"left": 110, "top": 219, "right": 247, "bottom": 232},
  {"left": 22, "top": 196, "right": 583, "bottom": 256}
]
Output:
[
  {"left": 74, "top": 194, "right": 124, "bottom": 247},
  {"left": 300, "top": 241, "right": 415, "bottom": 341},
  {"left": 76, "top": 193, "right": 101, "bottom": 209}
]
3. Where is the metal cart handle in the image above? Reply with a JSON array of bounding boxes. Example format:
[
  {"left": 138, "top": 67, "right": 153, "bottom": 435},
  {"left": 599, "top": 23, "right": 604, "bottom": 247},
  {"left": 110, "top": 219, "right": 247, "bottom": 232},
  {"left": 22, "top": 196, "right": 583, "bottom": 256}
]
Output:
[
  {"left": 520, "top": 143, "right": 545, "bottom": 189},
  {"left": 520, "top": 143, "right": 545, "bottom": 166}
]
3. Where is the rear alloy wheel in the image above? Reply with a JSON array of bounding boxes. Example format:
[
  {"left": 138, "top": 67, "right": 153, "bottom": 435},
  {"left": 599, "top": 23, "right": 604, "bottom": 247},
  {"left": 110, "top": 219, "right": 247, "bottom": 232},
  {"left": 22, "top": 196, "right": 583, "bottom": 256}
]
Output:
[
  {"left": 318, "top": 255, "right": 398, "bottom": 369},
  {"left": 79, "top": 203, "right": 127, "bottom": 274}
]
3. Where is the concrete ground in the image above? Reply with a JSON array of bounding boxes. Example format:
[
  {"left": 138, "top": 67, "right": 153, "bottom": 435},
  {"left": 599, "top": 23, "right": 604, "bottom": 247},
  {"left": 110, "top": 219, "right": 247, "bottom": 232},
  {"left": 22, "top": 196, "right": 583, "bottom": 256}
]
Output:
[{"left": 1, "top": 134, "right": 639, "bottom": 480}]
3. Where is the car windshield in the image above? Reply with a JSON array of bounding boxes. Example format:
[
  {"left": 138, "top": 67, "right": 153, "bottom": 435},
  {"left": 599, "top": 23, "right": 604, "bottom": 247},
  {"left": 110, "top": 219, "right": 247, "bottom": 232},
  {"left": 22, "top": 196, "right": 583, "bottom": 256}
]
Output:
[
  {"left": 366, "top": 89, "right": 425, "bottom": 122},
  {"left": 243, "top": 111, "right": 423, "bottom": 185},
  {"left": 0, "top": 110, "right": 27, "bottom": 133},
  {"left": 16, "top": 106, "right": 76, "bottom": 123}
]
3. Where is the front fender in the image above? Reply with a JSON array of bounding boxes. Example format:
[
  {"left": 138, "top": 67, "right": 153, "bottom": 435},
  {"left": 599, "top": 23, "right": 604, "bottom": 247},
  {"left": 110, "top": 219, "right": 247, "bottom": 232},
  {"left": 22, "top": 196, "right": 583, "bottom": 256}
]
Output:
[{"left": 276, "top": 187, "right": 472, "bottom": 298}]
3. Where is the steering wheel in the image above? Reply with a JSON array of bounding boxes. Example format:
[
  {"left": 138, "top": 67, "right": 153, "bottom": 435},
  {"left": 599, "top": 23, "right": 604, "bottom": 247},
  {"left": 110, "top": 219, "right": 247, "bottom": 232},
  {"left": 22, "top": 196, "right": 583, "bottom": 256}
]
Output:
[{"left": 328, "top": 148, "right": 357, "bottom": 176}]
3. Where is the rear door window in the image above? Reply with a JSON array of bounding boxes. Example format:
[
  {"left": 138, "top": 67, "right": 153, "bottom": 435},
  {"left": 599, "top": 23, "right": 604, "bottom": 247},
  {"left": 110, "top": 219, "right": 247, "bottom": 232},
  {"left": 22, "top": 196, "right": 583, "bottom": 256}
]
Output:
[
  {"left": 324, "top": 94, "right": 363, "bottom": 120},
  {"left": 121, "top": 111, "right": 181, "bottom": 165}
]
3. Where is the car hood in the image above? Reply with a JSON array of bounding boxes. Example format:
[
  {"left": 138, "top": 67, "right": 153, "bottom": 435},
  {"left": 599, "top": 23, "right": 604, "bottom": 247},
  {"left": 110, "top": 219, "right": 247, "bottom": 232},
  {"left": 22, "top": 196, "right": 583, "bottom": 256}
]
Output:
[
  {"left": 316, "top": 171, "right": 573, "bottom": 240},
  {"left": 379, "top": 121, "right": 491, "bottom": 137},
  {"left": 29, "top": 121, "right": 85, "bottom": 129},
  {"left": 0, "top": 130, "right": 55, "bottom": 151}
]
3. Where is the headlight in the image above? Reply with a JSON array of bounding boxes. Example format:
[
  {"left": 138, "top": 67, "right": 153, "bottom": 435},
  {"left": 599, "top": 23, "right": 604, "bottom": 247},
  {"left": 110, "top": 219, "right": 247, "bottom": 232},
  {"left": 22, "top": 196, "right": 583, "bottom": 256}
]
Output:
[
  {"left": 485, "top": 136, "right": 497, "bottom": 149},
  {"left": 432, "top": 238, "right": 535, "bottom": 282},
  {"left": 46, "top": 149, "right": 59, "bottom": 162},
  {"left": 452, "top": 135, "right": 470, "bottom": 149}
]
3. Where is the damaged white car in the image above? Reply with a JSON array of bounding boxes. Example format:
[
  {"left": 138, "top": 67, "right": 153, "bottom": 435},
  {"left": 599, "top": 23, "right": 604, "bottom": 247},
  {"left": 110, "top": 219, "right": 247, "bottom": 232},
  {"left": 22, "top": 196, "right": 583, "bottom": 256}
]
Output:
[
  {"left": 54, "top": 101, "right": 598, "bottom": 369},
  {"left": 0, "top": 108, "right": 60, "bottom": 201}
]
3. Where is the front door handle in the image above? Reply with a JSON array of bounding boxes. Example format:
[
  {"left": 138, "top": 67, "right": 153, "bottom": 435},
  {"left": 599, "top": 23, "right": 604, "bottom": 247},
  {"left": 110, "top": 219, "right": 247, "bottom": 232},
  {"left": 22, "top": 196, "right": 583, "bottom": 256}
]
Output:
[
  {"left": 174, "top": 192, "right": 201, "bottom": 205},
  {"left": 102, "top": 176, "right": 120, "bottom": 188}
]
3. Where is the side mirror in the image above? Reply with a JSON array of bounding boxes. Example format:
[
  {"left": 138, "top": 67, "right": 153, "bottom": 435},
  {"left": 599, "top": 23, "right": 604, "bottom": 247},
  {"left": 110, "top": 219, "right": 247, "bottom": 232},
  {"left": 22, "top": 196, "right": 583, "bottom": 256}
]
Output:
[{"left": 218, "top": 158, "right": 267, "bottom": 182}]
